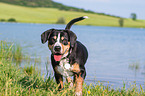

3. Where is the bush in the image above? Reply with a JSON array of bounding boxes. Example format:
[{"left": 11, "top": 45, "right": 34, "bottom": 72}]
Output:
[
  {"left": 0, "top": 19, "right": 6, "bottom": 22},
  {"left": 56, "top": 17, "right": 65, "bottom": 24},
  {"left": 8, "top": 18, "right": 17, "bottom": 22}
]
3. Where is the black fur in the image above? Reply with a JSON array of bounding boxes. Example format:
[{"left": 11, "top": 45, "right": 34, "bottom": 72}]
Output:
[{"left": 65, "top": 16, "right": 87, "bottom": 30}]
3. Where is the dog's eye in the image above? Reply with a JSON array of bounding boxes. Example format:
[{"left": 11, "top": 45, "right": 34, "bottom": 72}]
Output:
[
  {"left": 51, "top": 38, "right": 56, "bottom": 42},
  {"left": 51, "top": 38, "right": 54, "bottom": 41},
  {"left": 63, "top": 39, "right": 68, "bottom": 45}
]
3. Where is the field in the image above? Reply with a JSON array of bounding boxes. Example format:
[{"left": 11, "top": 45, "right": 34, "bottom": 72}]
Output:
[
  {"left": 0, "top": 2, "right": 145, "bottom": 28},
  {"left": 0, "top": 41, "right": 145, "bottom": 96}
]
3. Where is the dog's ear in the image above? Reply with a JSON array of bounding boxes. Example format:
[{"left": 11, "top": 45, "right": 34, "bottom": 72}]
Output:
[
  {"left": 41, "top": 29, "right": 54, "bottom": 44},
  {"left": 66, "top": 30, "right": 77, "bottom": 48}
]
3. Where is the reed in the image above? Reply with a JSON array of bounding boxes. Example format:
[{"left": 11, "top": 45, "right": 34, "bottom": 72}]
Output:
[
  {"left": 0, "top": 41, "right": 13, "bottom": 60},
  {"left": 0, "top": 41, "right": 23, "bottom": 62},
  {"left": 12, "top": 44, "right": 23, "bottom": 63}
]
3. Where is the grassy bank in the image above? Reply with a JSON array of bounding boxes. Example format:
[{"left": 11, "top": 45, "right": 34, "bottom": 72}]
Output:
[
  {"left": 0, "top": 2, "right": 145, "bottom": 28},
  {"left": 0, "top": 40, "right": 145, "bottom": 96}
]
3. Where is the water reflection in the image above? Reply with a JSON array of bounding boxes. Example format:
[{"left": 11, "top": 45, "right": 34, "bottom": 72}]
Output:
[{"left": 129, "top": 62, "right": 140, "bottom": 77}]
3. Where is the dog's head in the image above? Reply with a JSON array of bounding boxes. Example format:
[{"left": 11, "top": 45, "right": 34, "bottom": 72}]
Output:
[
  {"left": 41, "top": 16, "right": 88, "bottom": 61},
  {"left": 41, "top": 29, "right": 77, "bottom": 61}
]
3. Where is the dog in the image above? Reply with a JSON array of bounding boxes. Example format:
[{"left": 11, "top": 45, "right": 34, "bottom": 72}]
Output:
[{"left": 41, "top": 16, "right": 88, "bottom": 96}]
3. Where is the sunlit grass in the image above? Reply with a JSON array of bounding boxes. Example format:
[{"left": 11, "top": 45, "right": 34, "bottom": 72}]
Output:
[
  {"left": 0, "top": 41, "right": 23, "bottom": 62},
  {"left": 0, "top": 2, "right": 145, "bottom": 28},
  {"left": 0, "top": 41, "right": 145, "bottom": 95}
]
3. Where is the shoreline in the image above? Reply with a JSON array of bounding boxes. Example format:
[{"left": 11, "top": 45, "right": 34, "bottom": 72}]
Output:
[{"left": 0, "top": 21, "right": 145, "bottom": 29}]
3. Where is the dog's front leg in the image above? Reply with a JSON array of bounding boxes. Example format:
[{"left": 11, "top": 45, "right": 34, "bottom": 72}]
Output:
[
  {"left": 74, "top": 73, "right": 84, "bottom": 96},
  {"left": 54, "top": 73, "right": 63, "bottom": 90}
]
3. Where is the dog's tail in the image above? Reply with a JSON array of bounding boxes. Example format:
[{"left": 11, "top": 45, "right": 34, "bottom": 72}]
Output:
[{"left": 65, "top": 16, "right": 88, "bottom": 30}]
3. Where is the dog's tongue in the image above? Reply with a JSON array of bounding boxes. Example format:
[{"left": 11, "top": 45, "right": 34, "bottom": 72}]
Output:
[{"left": 54, "top": 55, "right": 62, "bottom": 61}]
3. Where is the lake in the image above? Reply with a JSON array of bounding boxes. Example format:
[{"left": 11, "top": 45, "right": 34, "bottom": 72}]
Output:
[{"left": 1, "top": 22, "right": 145, "bottom": 89}]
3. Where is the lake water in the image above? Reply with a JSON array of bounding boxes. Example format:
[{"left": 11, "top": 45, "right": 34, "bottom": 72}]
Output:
[{"left": 1, "top": 22, "right": 145, "bottom": 89}]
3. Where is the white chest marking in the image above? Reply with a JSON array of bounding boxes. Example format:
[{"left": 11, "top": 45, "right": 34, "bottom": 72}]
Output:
[{"left": 57, "top": 59, "right": 73, "bottom": 78}]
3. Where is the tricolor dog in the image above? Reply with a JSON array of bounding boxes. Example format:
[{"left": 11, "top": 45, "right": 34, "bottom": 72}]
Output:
[{"left": 41, "top": 16, "right": 88, "bottom": 96}]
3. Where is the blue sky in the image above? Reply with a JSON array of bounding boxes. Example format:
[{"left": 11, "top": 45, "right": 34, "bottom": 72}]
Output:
[{"left": 53, "top": 0, "right": 145, "bottom": 20}]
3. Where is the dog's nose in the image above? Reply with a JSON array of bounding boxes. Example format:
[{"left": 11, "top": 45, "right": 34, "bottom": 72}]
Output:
[{"left": 54, "top": 46, "right": 61, "bottom": 52}]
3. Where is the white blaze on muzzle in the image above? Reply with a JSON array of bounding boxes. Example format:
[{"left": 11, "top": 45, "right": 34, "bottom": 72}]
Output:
[
  {"left": 53, "top": 33, "right": 62, "bottom": 53},
  {"left": 53, "top": 33, "right": 63, "bottom": 61}
]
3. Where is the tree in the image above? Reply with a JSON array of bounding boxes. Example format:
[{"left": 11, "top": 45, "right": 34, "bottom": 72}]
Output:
[
  {"left": 131, "top": 13, "right": 137, "bottom": 21},
  {"left": 118, "top": 18, "right": 124, "bottom": 27}
]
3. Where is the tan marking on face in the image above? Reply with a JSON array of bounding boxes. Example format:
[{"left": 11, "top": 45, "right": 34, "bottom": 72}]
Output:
[
  {"left": 71, "top": 63, "right": 80, "bottom": 73},
  {"left": 61, "top": 42, "right": 70, "bottom": 55},
  {"left": 61, "top": 36, "right": 64, "bottom": 40},
  {"left": 74, "top": 73, "right": 83, "bottom": 96},
  {"left": 48, "top": 42, "right": 54, "bottom": 51},
  {"left": 53, "top": 36, "right": 57, "bottom": 40}
]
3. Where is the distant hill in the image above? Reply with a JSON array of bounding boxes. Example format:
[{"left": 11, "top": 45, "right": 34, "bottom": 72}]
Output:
[
  {"left": 1, "top": 2, "right": 145, "bottom": 28},
  {"left": 0, "top": 0, "right": 95, "bottom": 13},
  {"left": 0, "top": 0, "right": 120, "bottom": 18}
]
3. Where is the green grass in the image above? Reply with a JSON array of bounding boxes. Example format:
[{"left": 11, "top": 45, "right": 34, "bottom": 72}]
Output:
[
  {"left": 0, "top": 2, "right": 145, "bottom": 28},
  {"left": 0, "top": 41, "right": 23, "bottom": 62},
  {"left": 0, "top": 40, "right": 145, "bottom": 95}
]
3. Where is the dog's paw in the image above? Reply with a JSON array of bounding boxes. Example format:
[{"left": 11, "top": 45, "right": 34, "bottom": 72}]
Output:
[{"left": 75, "top": 91, "right": 82, "bottom": 96}]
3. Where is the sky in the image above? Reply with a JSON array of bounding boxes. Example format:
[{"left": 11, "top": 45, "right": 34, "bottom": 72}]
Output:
[{"left": 53, "top": 0, "right": 145, "bottom": 20}]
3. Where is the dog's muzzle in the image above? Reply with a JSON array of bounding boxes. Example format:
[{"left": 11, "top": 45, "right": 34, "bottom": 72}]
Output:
[
  {"left": 53, "top": 45, "right": 69, "bottom": 62},
  {"left": 54, "top": 46, "right": 61, "bottom": 52},
  {"left": 53, "top": 45, "right": 62, "bottom": 61}
]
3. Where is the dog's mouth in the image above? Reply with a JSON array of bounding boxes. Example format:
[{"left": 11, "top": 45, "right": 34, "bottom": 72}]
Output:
[
  {"left": 53, "top": 48, "right": 69, "bottom": 61},
  {"left": 53, "top": 53, "right": 62, "bottom": 61}
]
